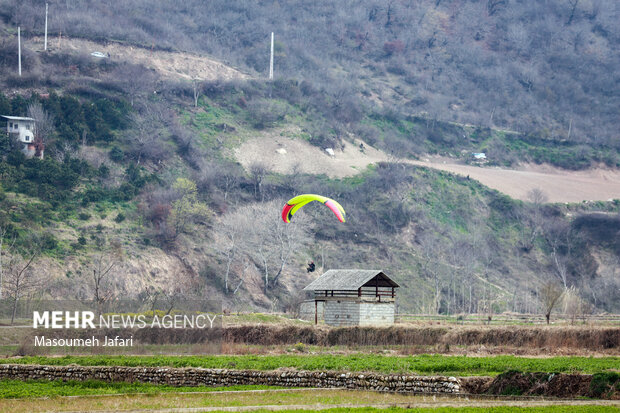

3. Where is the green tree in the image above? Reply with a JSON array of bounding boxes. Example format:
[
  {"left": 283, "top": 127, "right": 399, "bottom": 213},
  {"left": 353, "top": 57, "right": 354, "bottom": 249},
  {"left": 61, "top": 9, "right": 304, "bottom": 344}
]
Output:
[{"left": 167, "top": 178, "right": 212, "bottom": 241}]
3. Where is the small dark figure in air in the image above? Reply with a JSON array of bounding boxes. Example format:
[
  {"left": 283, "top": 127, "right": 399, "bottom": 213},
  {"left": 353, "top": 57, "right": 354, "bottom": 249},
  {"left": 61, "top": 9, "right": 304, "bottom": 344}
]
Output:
[{"left": 307, "top": 261, "right": 315, "bottom": 273}]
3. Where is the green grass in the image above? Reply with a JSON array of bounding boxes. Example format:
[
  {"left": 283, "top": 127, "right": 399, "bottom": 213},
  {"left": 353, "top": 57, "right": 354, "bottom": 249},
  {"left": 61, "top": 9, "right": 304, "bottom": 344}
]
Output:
[
  {"left": 227, "top": 408, "right": 618, "bottom": 413},
  {"left": 4, "top": 354, "right": 619, "bottom": 376},
  {"left": 225, "top": 312, "right": 309, "bottom": 325},
  {"left": 0, "top": 379, "right": 284, "bottom": 399}
]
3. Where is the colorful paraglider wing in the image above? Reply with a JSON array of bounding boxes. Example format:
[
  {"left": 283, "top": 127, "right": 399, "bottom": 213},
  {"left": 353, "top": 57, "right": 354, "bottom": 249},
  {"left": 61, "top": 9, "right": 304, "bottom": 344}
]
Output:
[{"left": 281, "top": 194, "right": 346, "bottom": 223}]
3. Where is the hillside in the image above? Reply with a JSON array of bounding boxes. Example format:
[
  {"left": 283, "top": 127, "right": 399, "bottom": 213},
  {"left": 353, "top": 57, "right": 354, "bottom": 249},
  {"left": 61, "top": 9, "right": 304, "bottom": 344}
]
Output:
[
  {"left": 236, "top": 134, "right": 620, "bottom": 203},
  {"left": 0, "top": 3, "right": 619, "bottom": 316}
]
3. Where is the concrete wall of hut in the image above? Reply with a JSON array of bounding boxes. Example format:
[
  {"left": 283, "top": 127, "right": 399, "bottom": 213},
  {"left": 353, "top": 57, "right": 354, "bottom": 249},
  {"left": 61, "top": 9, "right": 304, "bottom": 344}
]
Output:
[
  {"left": 324, "top": 300, "right": 360, "bottom": 326},
  {"left": 322, "top": 300, "right": 395, "bottom": 327},
  {"left": 359, "top": 302, "right": 394, "bottom": 326}
]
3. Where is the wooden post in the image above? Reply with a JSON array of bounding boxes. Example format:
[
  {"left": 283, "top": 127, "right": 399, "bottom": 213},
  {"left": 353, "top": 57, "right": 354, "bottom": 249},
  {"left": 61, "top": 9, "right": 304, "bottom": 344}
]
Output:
[
  {"left": 18, "top": 27, "right": 22, "bottom": 76},
  {"left": 315, "top": 300, "right": 317, "bottom": 325}
]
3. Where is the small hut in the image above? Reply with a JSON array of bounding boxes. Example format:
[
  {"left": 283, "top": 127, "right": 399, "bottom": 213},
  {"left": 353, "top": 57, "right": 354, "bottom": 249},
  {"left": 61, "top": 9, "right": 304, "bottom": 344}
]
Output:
[{"left": 303, "top": 269, "right": 399, "bottom": 326}]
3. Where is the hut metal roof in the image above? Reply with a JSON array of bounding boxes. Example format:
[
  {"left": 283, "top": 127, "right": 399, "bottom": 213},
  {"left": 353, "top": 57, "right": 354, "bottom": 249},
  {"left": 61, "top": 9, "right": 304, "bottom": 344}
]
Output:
[{"left": 303, "top": 269, "right": 399, "bottom": 291}]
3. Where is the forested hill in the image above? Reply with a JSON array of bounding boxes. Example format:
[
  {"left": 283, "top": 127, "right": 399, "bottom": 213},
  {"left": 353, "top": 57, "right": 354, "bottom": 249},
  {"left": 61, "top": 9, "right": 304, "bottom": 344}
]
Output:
[
  {"left": 0, "top": 1, "right": 619, "bottom": 315},
  {"left": 6, "top": 0, "right": 620, "bottom": 149}
]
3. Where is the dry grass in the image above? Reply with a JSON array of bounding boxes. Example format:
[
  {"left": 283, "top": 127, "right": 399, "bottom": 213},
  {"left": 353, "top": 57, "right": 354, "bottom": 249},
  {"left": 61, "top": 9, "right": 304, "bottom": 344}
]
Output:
[
  {"left": 1, "top": 388, "right": 619, "bottom": 413},
  {"left": 220, "top": 325, "right": 619, "bottom": 355}
]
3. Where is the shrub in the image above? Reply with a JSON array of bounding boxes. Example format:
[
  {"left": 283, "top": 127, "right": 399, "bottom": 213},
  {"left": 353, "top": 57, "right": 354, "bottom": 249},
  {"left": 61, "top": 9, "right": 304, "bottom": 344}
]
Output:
[
  {"left": 109, "top": 146, "right": 124, "bottom": 162},
  {"left": 114, "top": 212, "right": 126, "bottom": 223},
  {"left": 78, "top": 212, "right": 91, "bottom": 220},
  {"left": 589, "top": 372, "right": 620, "bottom": 398},
  {"left": 245, "top": 99, "right": 289, "bottom": 129}
]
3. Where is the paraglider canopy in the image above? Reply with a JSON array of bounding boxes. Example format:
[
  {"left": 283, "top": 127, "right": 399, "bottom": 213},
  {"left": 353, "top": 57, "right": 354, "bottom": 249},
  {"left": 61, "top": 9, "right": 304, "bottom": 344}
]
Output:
[{"left": 282, "top": 194, "right": 346, "bottom": 223}]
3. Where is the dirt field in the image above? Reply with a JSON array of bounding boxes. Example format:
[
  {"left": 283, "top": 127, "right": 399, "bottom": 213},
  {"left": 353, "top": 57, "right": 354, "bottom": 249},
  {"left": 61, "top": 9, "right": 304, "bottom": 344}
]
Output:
[
  {"left": 235, "top": 134, "right": 620, "bottom": 203},
  {"left": 26, "top": 36, "right": 249, "bottom": 82}
]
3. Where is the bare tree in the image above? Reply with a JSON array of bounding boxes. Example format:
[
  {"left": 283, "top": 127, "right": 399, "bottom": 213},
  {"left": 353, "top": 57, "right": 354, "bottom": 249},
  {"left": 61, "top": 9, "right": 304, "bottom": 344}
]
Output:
[
  {"left": 3, "top": 252, "right": 39, "bottom": 324},
  {"left": 109, "top": 64, "right": 156, "bottom": 107},
  {"left": 0, "top": 225, "right": 8, "bottom": 300},
  {"left": 249, "top": 162, "right": 269, "bottom": 201},
  {"left": 125, "top": 105, "right": 171, "bottom": 164},
  {"left": 27, "top": 102, "right": 55, "bottom": 158},
  {"left": 89, "top": 240, "right": 123, "bottom": 314},
  {"left": 543, "top": 219, "right": 571, "bottom": 287},
  {"left": 562, "top": 285, "right": 583, "bottom": 325},
  {"left": 192, "top": 78, "right": 202, "bottom": 107},
  {"left": 518, "top": 188, "right": 549, "bottom": 252},
  {"left": 527, "top": 188, "right": 548, "bottom": 205},
  {"left": 212, "top": 211, "right": 248, "bottom": 293},
  {"left": 540, "top": 280, "right": 564, "bottom": 324},
  {"left": 417, "top": 232, "right": 444, "bottom": 314},
  {"left": 217, "top": 202, "right": 310, "bottom": 293}
]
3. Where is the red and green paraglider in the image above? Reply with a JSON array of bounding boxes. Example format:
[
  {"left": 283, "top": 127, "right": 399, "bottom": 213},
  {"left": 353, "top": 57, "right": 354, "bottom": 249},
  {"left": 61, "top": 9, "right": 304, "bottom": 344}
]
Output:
[{"left": 281, "top": 194, "right": 346, "bottom": 223}]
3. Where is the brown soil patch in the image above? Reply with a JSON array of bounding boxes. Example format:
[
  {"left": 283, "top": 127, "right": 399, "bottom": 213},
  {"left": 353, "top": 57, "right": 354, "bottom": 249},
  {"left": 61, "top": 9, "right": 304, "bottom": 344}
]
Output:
[
  {"left": 235, "top": 134, "right": 620, "bottom": 203},
  {"left": 26, "top": 36, "right": 249, "bottom": 82},
  {"left": 234, "top": 130, "right": 387, "bottom": 178},
  {"left": 479, "top": 371, "right": 597, "bottom": 398},
  {"left": 411, "top": 157, "right": 620, "bottom": 203}
]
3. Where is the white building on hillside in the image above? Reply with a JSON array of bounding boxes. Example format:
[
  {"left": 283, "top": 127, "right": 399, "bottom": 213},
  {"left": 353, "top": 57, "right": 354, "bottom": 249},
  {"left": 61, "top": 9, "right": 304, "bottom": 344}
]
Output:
[{"left": 2, "top": 115, "right": 43, "bottom": 158}]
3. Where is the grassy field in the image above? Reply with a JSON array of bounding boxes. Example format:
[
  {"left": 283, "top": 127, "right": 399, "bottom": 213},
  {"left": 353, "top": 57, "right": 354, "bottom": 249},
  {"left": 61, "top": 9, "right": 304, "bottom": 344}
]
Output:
[
  {"left": 4, "top": 354, "right": 619, "bottom": 376},
  {"left": 0, "top": 379, "right": 284, "bottom": 398},
  {"left": 0, "top": 386, "right": 618, "bottom": 413}
]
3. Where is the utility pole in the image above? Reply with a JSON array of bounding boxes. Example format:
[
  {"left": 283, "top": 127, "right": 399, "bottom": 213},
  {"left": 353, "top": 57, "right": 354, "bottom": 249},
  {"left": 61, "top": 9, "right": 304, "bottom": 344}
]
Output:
[
  {"left": 269, "top": 32, "right": 274, "bottom": 80},
  {"left": 44, "top": 3, "right": 49, "bottom": 51},
  {"left": 18, "top": 27, "right": 22, "bottom": 76}
]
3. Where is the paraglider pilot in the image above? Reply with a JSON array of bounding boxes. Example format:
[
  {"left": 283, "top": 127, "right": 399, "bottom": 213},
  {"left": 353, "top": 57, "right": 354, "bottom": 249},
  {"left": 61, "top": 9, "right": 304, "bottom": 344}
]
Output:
[{"left": 307, "top": 261, "right": 315, "bottom": 273}]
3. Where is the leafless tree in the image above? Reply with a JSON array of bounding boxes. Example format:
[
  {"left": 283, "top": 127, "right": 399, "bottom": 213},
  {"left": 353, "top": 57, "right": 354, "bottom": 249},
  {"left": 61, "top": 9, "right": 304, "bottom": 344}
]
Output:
[
  {"left": 249, "top": 162, "right": 269, "bottom": 201},
  {"left": 212, "top": 211, "right": 248, "bottom": 293},
  {"left": 125, "top": 105, "right": 171, "bottom": 164},
  {"left": 3, "top": 252, "right": 39, "bottom": 324},
  {"left": 215, "top": 202, "right": 310, "bottom": 293},
  {"left": 109, "top": 63, "right": 157, "bottom": 107},
  {"left": 192, "top": 78, "right": 202, "bottom": 107},
  {"left": 417, "top": 233, "right": 444, "bottom": 314},
  {"left": 562, "top": 285, "right": 583, "bottom": 325},
  {"left": 27, "top": 102, "right": 55, "bottom": 147},
  {"left": 518, "top": 188, "right": 549, "bottom": 251},
  {"left": 89, "top": 239, "right": 123, "bottom": 314},
  {"left": 540, "top": 280, "right": 564, "bottom": 324},
  {"left": 527, "top": 188, "right": 549, "bottom": 205},
  {"left": 0, "top": 225, "right": 8, "bottom": 300},
  {"left": 543, "top": 219, "right": 571, "bottom": 287}
]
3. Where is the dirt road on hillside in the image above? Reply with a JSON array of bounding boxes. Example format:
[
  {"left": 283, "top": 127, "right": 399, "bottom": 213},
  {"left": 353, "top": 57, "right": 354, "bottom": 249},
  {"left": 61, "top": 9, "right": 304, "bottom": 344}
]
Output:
[
  {"left": 236, "top": 134, "right": 620, "bottom": 203},
  {"left": 409, "top": 158, "right": 620, "bottom": 203}
]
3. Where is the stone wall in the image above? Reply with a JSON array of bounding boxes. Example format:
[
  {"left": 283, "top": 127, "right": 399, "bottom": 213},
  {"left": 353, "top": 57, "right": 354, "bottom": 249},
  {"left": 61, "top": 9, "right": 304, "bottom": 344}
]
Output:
[{"left": 0, "top": 364, "right": 460, "bottom": 394}]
